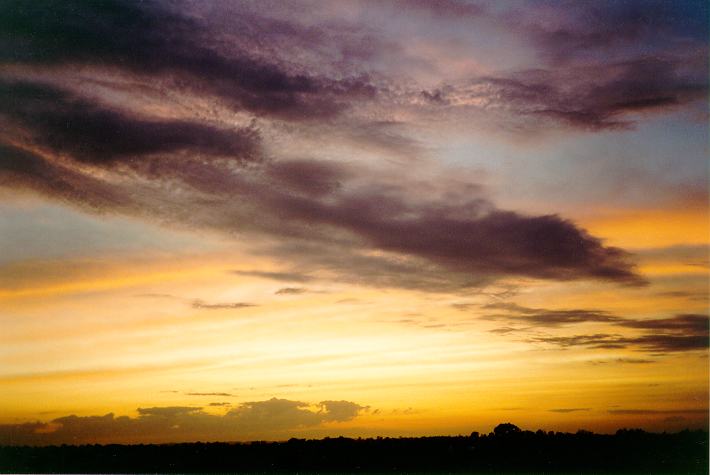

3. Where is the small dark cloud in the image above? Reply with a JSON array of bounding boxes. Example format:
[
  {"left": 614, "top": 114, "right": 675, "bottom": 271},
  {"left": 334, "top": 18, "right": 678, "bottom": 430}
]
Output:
[
  {"left": 589, "top": 358, "right": 655, "bottom": 365},
  {"left": 489, "top": 327, "right": 523, "bottom": 334},
  {"left": 549, "top": 408, "right": 590, "bottom": 413},
  {"left": 208, "top": 402, "right": 231, "bottom": 407},
  {"left": 191, "top": 300, "right": 256, "bottom": 310},
  {"left": 275, "top": 287, "right": 307, "bottom": 295},
  {"left": 318, "top": 400, "right": 369, "bottom": 422},
  {"left": 656, "top": 291, "right": 697, "bottom": 298}
]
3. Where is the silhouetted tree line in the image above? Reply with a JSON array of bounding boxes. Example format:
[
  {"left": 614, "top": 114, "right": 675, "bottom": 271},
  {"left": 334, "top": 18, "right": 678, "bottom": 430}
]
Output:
[{"left": 1, "top": 424, "right": 707, "bottom": 473}]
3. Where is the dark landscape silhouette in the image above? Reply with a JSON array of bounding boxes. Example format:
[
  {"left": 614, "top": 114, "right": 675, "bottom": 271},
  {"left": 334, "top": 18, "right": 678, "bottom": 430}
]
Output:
[{"left": 1, "top": 423, "right": 707, "bottom": 474}]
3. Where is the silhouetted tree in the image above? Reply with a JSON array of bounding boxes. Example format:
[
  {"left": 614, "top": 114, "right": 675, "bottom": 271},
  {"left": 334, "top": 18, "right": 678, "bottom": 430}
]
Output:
[{"left": 493, "top": 422, "right": 521, "bottom": 436}]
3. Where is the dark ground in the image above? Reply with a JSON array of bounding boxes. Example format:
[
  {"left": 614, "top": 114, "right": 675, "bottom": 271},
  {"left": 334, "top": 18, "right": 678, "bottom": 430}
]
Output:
[{"left": 1, "top": 425, "right": 707, "bottom": 474}]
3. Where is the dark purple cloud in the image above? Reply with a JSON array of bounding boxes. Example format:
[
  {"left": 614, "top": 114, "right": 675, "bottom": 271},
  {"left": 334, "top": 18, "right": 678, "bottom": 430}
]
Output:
[
  {"left": 0, "top": 80, "right": 260, "bottom": 165},
  {"left": 1, "top": 133, "right": 643, "bottom": 288},
  {"left": 519, "top": 0, "right": 709, "bottom": 65},
  {"left": 434, "top": 57, "right": 708, "bottom": 131},
  {"left": 0, "top": 0, "right": 377, "bottom": 121},
  {"left": 0, "top": 144, "right": 136, "bottom": 212}
]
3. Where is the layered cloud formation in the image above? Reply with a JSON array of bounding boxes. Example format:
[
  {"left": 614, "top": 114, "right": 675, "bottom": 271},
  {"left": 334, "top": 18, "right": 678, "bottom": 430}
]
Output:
[{"left": 7, "top": 0, "right": 702, "bottom": 289}]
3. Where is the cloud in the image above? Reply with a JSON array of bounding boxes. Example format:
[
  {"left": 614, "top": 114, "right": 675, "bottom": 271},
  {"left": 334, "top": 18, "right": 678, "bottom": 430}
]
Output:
[
  {"left": 548, "top": 408, "right": 590, "bottom": 413},
  {"left": 482, "top": 302, "right": 620, "bottom": 327},
  {"left": 2, "top": 130, "right": 643, "bottom": 290},
  {"left": 531, "top": 333, "right": 708, "bottom": 353},
  {"left": 0, "top": 79, "right": 260, "bottom": 165},
  {"left": 319, "top": 400, "right": 369, "bottom": 421},
  {"left": 588, "top": 358, "right": 655, "bottom": 365},
  {"left": 191, "top": 300, "right": 256, "bottom": 310},
  {"left": 0, "top": 398, "right": 368, "bottom": 445},
  {"left": 0, "top": 0, "right": 376, "bottom": 121},
  {"left": 275, "top": 287, "right": 308, "bottom": 295},
  {"left": 438, "top": 57, "right": 707, "bottom": 131},
  {"left": 528, "top": 313, "right": 709, "bottom": 353},
  {"left": 0, "top": 1, "right": 650, "bottom": 291},
  {"left": 226, "top": 397, "right": 366, "bottom": 429},
  {"left": 517, "top": 0, "right": 709, "bottom": 65},
  {"left": 618, "top": 314, "right": 709, "bottom": 333},
  {"left": 479, "top": 302, "right": 707, "bottom": 354},
  {"left": 137, "top": 406, "right": 202, "bottom": 417},
  {"left": 0, "top": 143, "right": 137, "bottom": 212}
]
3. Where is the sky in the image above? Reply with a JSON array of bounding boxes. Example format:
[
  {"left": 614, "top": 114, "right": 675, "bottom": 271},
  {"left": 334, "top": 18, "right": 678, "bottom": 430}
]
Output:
[{"left": 0, "top": 0, "right": 708, "bottom": 445}]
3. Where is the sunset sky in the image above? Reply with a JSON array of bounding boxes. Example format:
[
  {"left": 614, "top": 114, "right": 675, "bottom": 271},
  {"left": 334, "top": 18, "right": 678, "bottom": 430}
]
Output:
[{"left": 0, "top": 0, "right": 708, "bottom": 445}]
